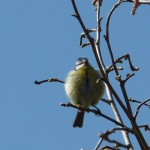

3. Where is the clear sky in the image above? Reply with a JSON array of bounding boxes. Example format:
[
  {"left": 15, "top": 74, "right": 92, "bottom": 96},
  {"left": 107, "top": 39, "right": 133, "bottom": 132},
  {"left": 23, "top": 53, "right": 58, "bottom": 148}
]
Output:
[{"left": 0, "top": 0, "right": 150, "bottom": 150}]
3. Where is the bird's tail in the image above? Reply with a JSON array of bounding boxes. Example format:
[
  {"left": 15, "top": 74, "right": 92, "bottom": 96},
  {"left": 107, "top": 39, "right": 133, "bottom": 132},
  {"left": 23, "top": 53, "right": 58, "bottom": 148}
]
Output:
[{"left": 73, "top": 111, "right": 85, "bottom": 128}]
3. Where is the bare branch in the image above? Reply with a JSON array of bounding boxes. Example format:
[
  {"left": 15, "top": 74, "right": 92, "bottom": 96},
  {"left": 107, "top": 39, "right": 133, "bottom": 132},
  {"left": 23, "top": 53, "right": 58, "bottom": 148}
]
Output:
[
  {"left": 80, "top": 29, "right": 97, "bottom": 47},
  {"left": 106, "top": 66, "right": 123, "bottom": 74},
  {"left": 100, "top": 98, "right": 112, "bottom": 105},
  {"left": 96, "top": 0, "right": 132, "bottom": 147},
  {"left": 111, "top": 127, "right": 133, "bottom": 133},
  {"left": 131, "top": 0, "right": 139, "bottom": 15},
  {"left": 134, "top": 98, "right": 150, "bottom": 119},
  {"left": 104, "top": 0, "right": 125, "bottom": 76},
  {"left": 71, "top": 4, "right": 132, "bottom": 143},
  {"left": 94, "top": 138, "right": 104, "bottom": 150},
  {"left": 105, "top": 137, "right": 131, "bottom": 149},
  {"left": 127, "top": 0, "right": 150, "bottom": 5},
  {"left": 124, "top": 54, "right": 139, "bottom": 71},
  {"left": 80, "top": 42, "right": 91, "bottom": 48},
  {"left": 98, "top": 146, "right": 119, "bottom": 150},
  {"left": 104, "top": 0, "right": 134, "bottom": 122},
  {"left": 60, "top": 102, "right": 126, "bottom": 127},
  {"left": 99, "top": 129, "right": 133, "bottom": 149},
  {"left": 34, "top": 78, "right": 65, "bottom": 85},
  {"left": 95, "top": 127, "right": 133, "bottom": 150},
  {"left": 116, "top": 73, "right": 135, "bottom": 85},
  {"left": 124, "top": 73, "right": 135, "bottom": 84},
  {"left": 102, "top": 78, "right": 131, "bottom": 118},
  {"left": 138, "top": 125, "right": 150, "bottom": 132},
  {"left": 129, "top": 98, "right": 150, "bottom": 108},
  {"left": 106, "top": 54, "right": 139, "bottom": 74},
  {"left": 92, "top": 0, "right": 102, "bottom": 6},
  {"left": 71, "top": 0, "right": 105, "bottom": 77}
]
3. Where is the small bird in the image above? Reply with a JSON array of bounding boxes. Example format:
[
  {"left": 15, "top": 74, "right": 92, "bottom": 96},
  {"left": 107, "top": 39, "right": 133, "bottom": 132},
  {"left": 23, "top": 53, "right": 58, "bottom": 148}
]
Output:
[{"left": 64, "top": 57, "right": 105, "bottom": 128}]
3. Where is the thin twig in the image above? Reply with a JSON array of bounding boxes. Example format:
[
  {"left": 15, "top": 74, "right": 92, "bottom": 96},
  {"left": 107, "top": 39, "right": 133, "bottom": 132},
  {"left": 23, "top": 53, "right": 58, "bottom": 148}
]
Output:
[
  {"left": 100, "top": 146, "right": 119, "bottom": 150},
  {"left": 129, "top": 98, "right": 150, "bottom": 108},
  {"left": 134, "top": 98, "right": 150, "bottom": 119},
  {"left": 116, "top": 73, "right": 135, "bottom": 85},
  {"left": 111, "top": 127, "right": 133, "bottom": 133},
  {"left": 80, "top": 29, "right": 96, "bottom": 47},
  {"left": 131, "top": 0, "right": 139, "bottom": 15},
  {"left": 138, "top": 125, "right": 150, "bottom": 132},
  {"left": 34, "top": 78, "right": 65, "bottom": 85},
  {"left": 95, "top": 1, "right": 106, "bottom": 72},
  {"left": 104, "top": 0, "right": 124, "bottom": 76},
  {"left": 94, "top": 138, "right": 104, "bottom": 150},
  {"left": 107, "top": 66, "right": 123, "bottom": 74},
  {"left": 95, "top": 2, "right": 133, "bottom": 147},
  {"left": 102, "top": 78, "right": 131, "bottom": 120},
  {"left": 60, "top": 102, "right": 126, "bottom": 127},
  {"left": 105, "top": 0, "right": 135, "bottom": 123},
  {"left": 99, "top": 129, "right": 132, "bottom": 149},
  {"left": 127, "top": 0, "right": 150, "bottom": 5},
  {"left": 105, "top": 137, "right": 131, "bottom": 149},
  {"left": 106, "top": 54, "right": 139, "bottom": 73},
  {"left": 123, "top": 73, "right": 135, "bottom": 84},
  {"left": 124, "top": 54, "right": 139, "bottom": 71},
  {"left": 71, "top": 0, "right": 105, "bottom": 77},
  {"left": 100, "top": 98, "right": 111, "bottom": 105},
  {"left": 104, "top": 0, "right": 133, "bottom": 117}
]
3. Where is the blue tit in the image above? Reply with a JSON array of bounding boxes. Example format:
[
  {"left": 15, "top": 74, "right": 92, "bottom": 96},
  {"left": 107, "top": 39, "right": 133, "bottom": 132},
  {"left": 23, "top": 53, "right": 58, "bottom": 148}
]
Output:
[{"left": 64, "top": 57, "right": 105, "bottom": 128}]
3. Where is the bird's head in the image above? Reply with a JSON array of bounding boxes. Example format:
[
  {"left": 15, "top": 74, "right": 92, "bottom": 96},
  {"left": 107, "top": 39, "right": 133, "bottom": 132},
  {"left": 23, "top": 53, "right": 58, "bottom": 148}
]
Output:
[{"left": 75, "top": 57, "right": 92, "bottom": 70}]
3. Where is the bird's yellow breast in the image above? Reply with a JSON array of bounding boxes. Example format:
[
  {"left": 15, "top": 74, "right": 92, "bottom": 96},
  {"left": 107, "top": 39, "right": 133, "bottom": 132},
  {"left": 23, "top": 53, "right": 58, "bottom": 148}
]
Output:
[{"left": 65, "top": 66, "right": 105, "bottom": 108}]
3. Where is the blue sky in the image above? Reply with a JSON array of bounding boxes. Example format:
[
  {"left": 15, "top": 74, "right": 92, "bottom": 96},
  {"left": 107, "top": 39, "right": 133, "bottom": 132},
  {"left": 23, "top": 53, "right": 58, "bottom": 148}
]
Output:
[{"left": 0, "top": 0, "right": 150, "bottom": 150}]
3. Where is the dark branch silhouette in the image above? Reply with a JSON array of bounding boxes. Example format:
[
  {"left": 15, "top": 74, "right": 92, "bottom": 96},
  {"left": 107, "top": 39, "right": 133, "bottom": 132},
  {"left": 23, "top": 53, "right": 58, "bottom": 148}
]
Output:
[
  {"left": 34, "top": 78, "right": 64, "bottom": 85},
  {"left": 60, "top": 102, "right": 125, "bottom": 127}
]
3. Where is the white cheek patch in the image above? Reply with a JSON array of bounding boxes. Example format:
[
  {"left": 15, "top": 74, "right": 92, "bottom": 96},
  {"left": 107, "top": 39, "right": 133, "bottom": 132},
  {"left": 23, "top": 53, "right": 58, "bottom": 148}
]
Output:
[{"left": 75, "top": 63, "right": 85, "bottom": 70}]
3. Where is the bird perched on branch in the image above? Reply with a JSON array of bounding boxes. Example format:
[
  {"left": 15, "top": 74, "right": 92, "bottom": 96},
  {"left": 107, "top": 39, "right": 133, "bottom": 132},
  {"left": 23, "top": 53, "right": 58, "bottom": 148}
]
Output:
[{"left": 65, "top": 57, "right": 105, "bottom": 128}]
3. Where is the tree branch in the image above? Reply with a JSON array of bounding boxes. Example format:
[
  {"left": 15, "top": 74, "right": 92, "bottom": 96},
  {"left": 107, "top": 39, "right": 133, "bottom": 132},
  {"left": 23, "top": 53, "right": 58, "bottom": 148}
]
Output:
[
  {"left": 34, "top": 78, "right": 65, "bottom": 85},
  {"left": 103, "top": 1, "right": 149, "bottom": 149},
  {"left": 95, "top": 127, "right": 133, "bottom": 150},
  {"left": 106, "top": 54, "right": 139, "bottom": 73},
  {"left": 127, "top": 0, "right": 150, "bottom": 5},
  {"left": 98, "top": 128, "right": 133, "bottom": 149},
  {"left": 134, "top": 98, "right": 150, "bottom": 119},
  {"left": 60, "top": 102, "right": 126, "bottom": 127},
  {"left": 138, "top": 125, "right": 150, "bottom": 132},
  {"left": 71, "top": 0, "right": 105, "bottom": 78},
  {"left": 129, "top": 98, "right": 150, "bottom": 108}
]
